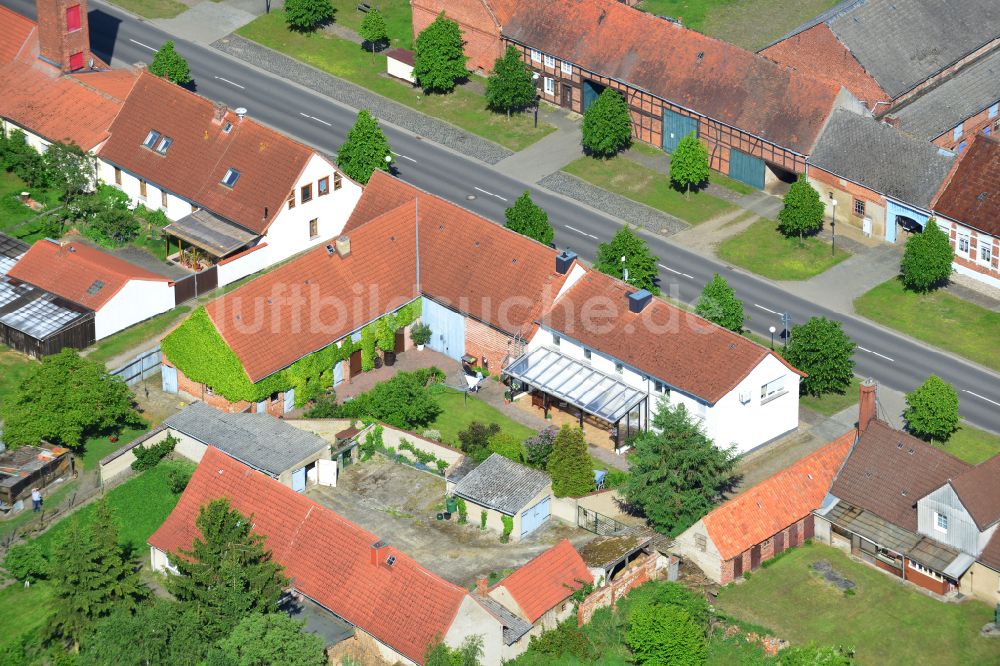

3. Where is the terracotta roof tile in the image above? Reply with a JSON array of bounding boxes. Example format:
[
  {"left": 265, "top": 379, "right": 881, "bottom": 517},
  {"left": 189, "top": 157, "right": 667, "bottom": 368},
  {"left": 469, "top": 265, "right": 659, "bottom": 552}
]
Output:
[
  {"left": 148, "top": 447, "right": 468, "bottom": 664},
  {"left": 503, "top": 0, "right": 843, "bottom": 153},
  {"left": 829, "top": 420, "right": 970, "bottom": 531},
  {"left": 0, "top": 6, "right": 34, "bottom": 65},
  {"left": 99, "top": 72, "right": 314, "bottom": 233},
  {"left": 539, "top": 271, "right": 803, "bottom": 404},
  {"left": 932, "top": 133, "right": 1000, "bottom": 236},
  {"left": 949, "top": 453, "right": 1000, "bottom": 531},
  {"left": 491, "top": 539, "right": 590, "bottom": 622},
  {"left": 703, "top": 431, "right": 854, "bottom": 561},
  {"left": 978, "top": 530, "right": 1000, "bottom": 572},
  {"left": 7, "top": 238, "right": 169, "bottom": 309}
]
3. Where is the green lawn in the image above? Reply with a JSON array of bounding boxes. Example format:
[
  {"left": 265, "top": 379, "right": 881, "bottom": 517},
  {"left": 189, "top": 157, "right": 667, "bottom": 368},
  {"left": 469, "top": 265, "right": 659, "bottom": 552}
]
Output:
[
  {"left": 77, "top": 425, "right": 151, "bottom": 473},
  {"left": 625, "top": 142, "right": 756, "bottom": 196},
  {"left": 0, "top": 582, "right": 55, "bottom": 653},
  {"left": 563, "top": 155, "right": 737, "bottom": 225},
  {"left": 799, "top": 377, "right": 862, "bottom": 417},
  {"left": 718, "top": 218, "right": 850, "bottom": 280},
  {"left": 854, "top": 278, "right": 1000, "bottom": 373},
  {"left": 427, "top": 387, "right": 536, "bottom": 446},
  {"left": 0, "top": 171, "right": 62, "bottom": 243},
  {"left": 87, "top": 305, "right": 191, "bottom": 366},
  {"left": 941, "top": 423, "right": 1000, "bottom": 465},
  {"left": 331, "top": 0, "right": 414, "bottom": 49},
  {"left": 716, "top": 542, "right": 1000, "bottom": 666},
  {"left": 0, "top": 345, "right": 37, "bottom": 411},
  {"left": 237, "top": 13, "right": 555, "bottom": 152},
  {"left": 638, "top": 0, "right": 841, "bottom": 50},
  {"left": 106, "top": 0, "right": 186, "bottom": 19}
]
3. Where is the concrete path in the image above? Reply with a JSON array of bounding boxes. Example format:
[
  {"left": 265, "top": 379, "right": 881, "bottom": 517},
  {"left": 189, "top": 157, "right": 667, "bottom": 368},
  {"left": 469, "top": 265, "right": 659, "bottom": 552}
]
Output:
[
  {"left": 778, "top": 242, "right": 903, "bottom": 315},
  {"left": 493, "top": 110, "right": 582, "bottom": 183},
  {"left": 670, "top": 208, "right": 758, "bottom": 258},
  {"left": 154, "top": 0, "right": 263, "bottom": 47}
]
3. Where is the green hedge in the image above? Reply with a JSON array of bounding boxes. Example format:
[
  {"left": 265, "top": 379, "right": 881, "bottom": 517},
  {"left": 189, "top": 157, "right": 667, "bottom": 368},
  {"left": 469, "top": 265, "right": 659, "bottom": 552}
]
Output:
[{"left": 161, "top": 301, "right": 421, "bottom": 405}]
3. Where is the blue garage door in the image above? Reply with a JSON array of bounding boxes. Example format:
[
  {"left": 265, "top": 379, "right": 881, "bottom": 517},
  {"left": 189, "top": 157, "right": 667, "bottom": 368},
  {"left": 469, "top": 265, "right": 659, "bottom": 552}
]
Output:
[
  {"left": 291, "top": 467, "right": 306, "bottom": 492},
  {"left": 161, "top": 365, "right": 178, "bottom": 394},
  {"left": 728, "top": 149, "right": 765, "bottom": 190},
  {"left": 582, "top": 80, "right": 605, "bottom": 112},
  {"left": 520, "top": 496, "right": 551, "bottom": 538},
  {"left": 421, "top": 297, "right": 465, "bottom": 361},
  {"left": 662, "top": 109, "right": 698, "bottom": 153}
]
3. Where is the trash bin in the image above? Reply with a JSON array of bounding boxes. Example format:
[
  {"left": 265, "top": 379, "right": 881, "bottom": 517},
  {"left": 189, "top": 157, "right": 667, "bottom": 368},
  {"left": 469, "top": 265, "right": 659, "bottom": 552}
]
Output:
[{"left": 446, "top": 496, "right": 458, "bottom": 514}]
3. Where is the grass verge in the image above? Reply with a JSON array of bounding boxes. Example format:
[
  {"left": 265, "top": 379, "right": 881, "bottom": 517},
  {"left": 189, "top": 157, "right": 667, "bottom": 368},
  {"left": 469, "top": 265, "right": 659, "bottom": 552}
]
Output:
[
  {"left": 427, "top": 387, "right": 536, "bottom": 446},
  {"left": 799, "top": 377, "right": 862, "bottom": 417},
  {"left": 106, "top": 0, "right": 186, "bottom": 19},
  {"left": 562, "top": 155, "right": 737, "bottom": 225},
  {"left": 330, "top": 0, "right": 414, "bottom": 49},
  {"left": 236, "top": 13, "right": 555, "bottom": 152},
  {"left": 941, "top": 423, "right": 1000, "bottom": 465},
  {"left": 718, "top": 218, "right": 849, "bottom": 280},
  {"left": 87, "top": 305, "right": 192, "bottom": 366},
  {"left": 854, "top": 278, "right": 1000, "bottom": 373},
  {"left": 716, "top": 542, "right": 1000, "bottom": 665}
]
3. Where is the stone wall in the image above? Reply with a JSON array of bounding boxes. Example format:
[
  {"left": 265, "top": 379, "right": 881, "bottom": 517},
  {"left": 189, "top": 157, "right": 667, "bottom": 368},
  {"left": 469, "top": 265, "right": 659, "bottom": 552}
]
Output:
[{"left": 577, "top": 552, "right": 658, "bottom": 626}]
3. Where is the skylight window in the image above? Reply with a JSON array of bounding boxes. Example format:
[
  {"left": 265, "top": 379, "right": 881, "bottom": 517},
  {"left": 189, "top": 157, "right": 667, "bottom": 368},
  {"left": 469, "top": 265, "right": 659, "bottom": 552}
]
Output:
[
  {"left": 155, "top": 136, "right": 172, "bottom": 155},
  {"left": 223, "top": 122, "right": 234, "bottom": 134},
  {"left": 86, "top": 280, "right": 105, "bottom": 295},
  {"left": 221, "top": 168, "right": 240, "bottom": 188},
  {"left": 142, "top": 130, "right": 161, "bottom": 149}
]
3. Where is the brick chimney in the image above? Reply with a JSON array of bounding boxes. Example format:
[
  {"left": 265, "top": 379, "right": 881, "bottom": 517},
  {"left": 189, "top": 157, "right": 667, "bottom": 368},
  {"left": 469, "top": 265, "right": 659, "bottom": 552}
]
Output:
[
  {"left": 370, "top": 540, "right": 387, "bottom": 566},
  {"left": 858, "top": 378, "right": 877, "bottom": 432},
  {"left": 476, "top": 576, "right": 489, "bottom": 596},
  {"left": 37, "top": 0, "right": 91, "bottom": 72}
]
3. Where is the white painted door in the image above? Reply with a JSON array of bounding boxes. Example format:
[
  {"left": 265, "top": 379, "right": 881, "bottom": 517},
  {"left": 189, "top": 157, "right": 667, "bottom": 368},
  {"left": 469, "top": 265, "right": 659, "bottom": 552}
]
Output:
[{"left": 317, "top": 459, "right": 338, "bottom": 487}]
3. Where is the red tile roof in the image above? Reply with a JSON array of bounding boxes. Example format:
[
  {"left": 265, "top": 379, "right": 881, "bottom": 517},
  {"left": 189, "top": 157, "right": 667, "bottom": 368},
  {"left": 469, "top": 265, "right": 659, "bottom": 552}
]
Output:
[
  {"left": 207, "top": 199, "right": 420, "bottom": 382},
  {"left": 99, "top": 71, "right": 315, "bottom": 234},
  {"left": 949, "top": 453, "right": 1000, "bottom": 531},
  {"left": 539, "top": 270, "right": 803, "bottom": 404},
  {"left": 0, "top": 5, "right": 34, "bottom": 65},
  {"left": 7, "top": 238, "right": 169, "bottom": 310},
  {"left": 829, "top": 419, "right": 970, "bottom": 532},
  {"left": 978, "top": 530, "right": 1000, "bottom": 572},
  {"left": 703, "top": 431, "right": 854, "bottom": 561},
  {"left": 502, "top": 0, "right": 843, "bottom": 154},
  {"left": 491, "top": 539, "right": 591, "bottom": 623},
  {"left": 932, "top": 133, "right": 1000, "bottom": 236},
  {"left": 148, "top": 447, "right": 469, "bottom": 665}
]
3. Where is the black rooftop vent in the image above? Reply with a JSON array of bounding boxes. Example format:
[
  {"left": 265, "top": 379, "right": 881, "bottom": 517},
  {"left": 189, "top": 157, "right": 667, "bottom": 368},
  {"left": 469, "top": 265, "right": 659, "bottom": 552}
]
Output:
[
  {"left": 627, "top": 289, "right": 652, "bottom": 314},
  {"left": 556, "top": 250, "right": 577, "bottom": 275}
]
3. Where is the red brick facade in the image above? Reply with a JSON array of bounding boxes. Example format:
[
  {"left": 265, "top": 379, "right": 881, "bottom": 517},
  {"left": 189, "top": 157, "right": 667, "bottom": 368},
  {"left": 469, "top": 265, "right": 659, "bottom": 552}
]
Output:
[
  {"left": 463, "top": 317, "right": 521, "bottom": 373},
  {"left": 904, "top": 560, "right": 953, "bottom": 596},
  {"left": 946, "top": 219, "right": 1000, "bottom": 284},
  {"left": 720, "top": 517, "right": 810, "bottom": 584},
  {"left": 411, "top": 0, "right": 503, "bottom": 74},
  {"left": 931, "top": 109, "right": 1000, "bottom": 152},
  {"left": 37, "top": 0, "right": 90, "bottom": 72},
  {"left": 808, "top": 165, "right": 889, "bottom": 240},
  {"left": 577, "top": 552, "right": 659, "bottom": 626}
]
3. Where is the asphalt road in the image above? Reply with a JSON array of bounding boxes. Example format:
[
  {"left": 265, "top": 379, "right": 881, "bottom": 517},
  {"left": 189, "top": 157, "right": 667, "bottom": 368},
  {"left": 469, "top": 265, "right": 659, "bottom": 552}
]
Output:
[{"left": 7, "top": 0, "right": 1000, "bottom": 432}]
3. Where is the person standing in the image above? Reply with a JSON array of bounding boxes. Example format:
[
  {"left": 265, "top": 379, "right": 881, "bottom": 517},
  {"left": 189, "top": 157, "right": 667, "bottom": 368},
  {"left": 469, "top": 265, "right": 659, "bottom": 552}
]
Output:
[{"left": 31, "top": 487, "right": 42, "bottom": 513}]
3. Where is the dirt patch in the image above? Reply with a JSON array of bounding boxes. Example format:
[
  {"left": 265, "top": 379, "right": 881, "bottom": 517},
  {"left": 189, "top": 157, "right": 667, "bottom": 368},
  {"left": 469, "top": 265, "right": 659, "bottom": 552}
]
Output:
[
  {"left": 811, "top": 560, "right": 856, "bottom": 591},
  {"left": 309, "top": 457, "right": 597, "bottom": 587}
]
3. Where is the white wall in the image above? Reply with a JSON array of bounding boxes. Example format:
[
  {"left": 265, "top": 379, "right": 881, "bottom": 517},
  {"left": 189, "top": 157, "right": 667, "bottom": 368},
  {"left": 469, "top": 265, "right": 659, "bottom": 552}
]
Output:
[
  {"left": 674, "top": 519, "right": 724, "bottom": 582},
  {"left": 917, "top": 483, "right": 996, "bottom": 555},
  {"left": 2, "top": 119, "right": 53, "bottom": 154},
  {"left": 445, "top": 595, "right": 504, "bottom": 666},
  {"left": 96, "top": 158, "right": 195, "bottom": 221},
  {"left": 94, "top": 277, "right": 175, "bottom": 339}
]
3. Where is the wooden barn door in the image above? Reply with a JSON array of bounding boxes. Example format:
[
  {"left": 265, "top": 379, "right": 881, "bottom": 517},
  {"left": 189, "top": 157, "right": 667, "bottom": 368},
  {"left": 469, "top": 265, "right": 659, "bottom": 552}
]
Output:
[
  {"left": 750, "top": 545, "right": 761, "bottom": 570},
  {"left": 732, "top": 556, "right": 743, "bottom": 579},
  {"left": 774, "top": 531, "right": 785, "bottom": 555},
  {"left": 788, "top": 524, "right": 799, "bottom": 548},
  {"left": 349, "top": 349, "right": 362, "bottom": 377},
  {"left": 804, "top": 514, "right": 815, "bottom": 540}
]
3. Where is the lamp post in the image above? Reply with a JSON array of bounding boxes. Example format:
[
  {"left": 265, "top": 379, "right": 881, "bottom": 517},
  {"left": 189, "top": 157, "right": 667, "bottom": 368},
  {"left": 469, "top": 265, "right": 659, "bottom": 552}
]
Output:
[
  {"left": 829, "top": 194, "right": 837, "bottom": 257},
  {"left": 769, "top": 325, "right": 776, "bottom": 350},
  {"left": 384, "top": 153, "right": 392, "bottom": 173},
  {"left": 531, "top": 73, "right": 541, "bottom": 128},
  {"left": 621, "top": 255, "right": 628, "bottom": 284}
]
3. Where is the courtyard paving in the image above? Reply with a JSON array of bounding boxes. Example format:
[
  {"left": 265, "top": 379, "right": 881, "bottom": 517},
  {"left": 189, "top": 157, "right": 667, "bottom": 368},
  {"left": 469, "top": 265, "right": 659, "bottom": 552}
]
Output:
[{"left": 307, "top": 457, "right": 596, "bottom": 587}]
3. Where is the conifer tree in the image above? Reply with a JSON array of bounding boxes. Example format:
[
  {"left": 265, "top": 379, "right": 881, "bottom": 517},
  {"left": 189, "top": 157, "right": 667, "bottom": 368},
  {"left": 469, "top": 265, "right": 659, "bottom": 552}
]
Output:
[{"left": 547, "top": 426, "right": 593, "bottom": 497}]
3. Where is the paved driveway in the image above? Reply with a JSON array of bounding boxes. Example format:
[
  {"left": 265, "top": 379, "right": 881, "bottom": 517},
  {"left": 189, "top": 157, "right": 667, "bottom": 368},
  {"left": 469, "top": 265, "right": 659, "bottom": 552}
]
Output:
[{"left": 307, "top": 457, "right": 596, "bottom": 587}]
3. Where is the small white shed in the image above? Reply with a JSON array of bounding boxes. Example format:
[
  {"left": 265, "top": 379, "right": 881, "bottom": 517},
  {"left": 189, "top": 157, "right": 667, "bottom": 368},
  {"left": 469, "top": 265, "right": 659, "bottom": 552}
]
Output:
[{"left": 385, "top": 48, "right": 416, "bottom": 84}]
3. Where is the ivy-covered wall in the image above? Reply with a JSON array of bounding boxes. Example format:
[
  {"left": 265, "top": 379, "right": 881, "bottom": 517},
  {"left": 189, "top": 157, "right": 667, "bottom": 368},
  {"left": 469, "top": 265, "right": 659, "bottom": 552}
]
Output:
[{"left": 161, "top": 301, "right": 421, "bottom": 406}]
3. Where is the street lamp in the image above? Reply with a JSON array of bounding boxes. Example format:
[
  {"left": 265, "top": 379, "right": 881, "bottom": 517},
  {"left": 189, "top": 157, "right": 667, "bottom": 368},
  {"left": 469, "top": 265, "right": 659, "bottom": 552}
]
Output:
[
  {"left": 385, "top": 153, "right": 392, "bottom": 172},
  {"left": 768, "top": 325, "right": 776, "bottom": 350},
  {"left": 829, "top": 194, "right": 837, "bottom": 257},
  {"left": 621, "top": 255, "right": 629, "bottom": 284},
  {"left": 532, "top": 73, "right": 541, "bottom": 128}
]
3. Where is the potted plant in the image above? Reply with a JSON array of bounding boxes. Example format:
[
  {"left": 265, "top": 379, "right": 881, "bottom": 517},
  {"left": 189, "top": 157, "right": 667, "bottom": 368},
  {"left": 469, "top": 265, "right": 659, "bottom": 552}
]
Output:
[{"left": 411, "top": 323, "right": 432, "bottom": 351}]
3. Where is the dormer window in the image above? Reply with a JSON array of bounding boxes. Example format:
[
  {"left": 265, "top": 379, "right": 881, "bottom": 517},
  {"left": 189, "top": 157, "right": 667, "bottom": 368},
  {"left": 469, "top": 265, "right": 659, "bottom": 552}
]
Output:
[
  {"left": 154, "top": 136, "right": 172, "bottom": 155},
  {"left": 143, "top": 130, "right": 161, "bottom": 149},
  {"left": 221, "top": 168, "right": 240, "bottom": 188}
]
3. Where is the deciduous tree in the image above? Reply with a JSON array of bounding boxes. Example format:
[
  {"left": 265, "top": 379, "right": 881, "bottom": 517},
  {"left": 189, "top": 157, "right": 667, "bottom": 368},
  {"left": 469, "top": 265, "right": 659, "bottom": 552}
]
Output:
[
  {"left": 904, "top": 375, "right": 960, "bottom": 443},
  {"left": 1, "top": 542, "right": 48, "bottom": 584},
  {"left": 167, "top": 499, "right": 287, "bottom": 642},
  {"left": 425, "top": 635, "right": 484, "bottom": 666},
  {"left": 359, "top": 8, "right": 389, "bottom": 58},
  {"left": 44, "top": 141, "right": 95, "bottom": 204},
  {"left": 504, "top": 191, "right": 553, "bottom": 245},
  {"left": 413, "top": 13, "right": 468, "bottom": 93},
  {"left": 486, "top": 45, "right": 536, "bottom": 118},
  {"left": 0, "top": 348, "right": 143, "bottom": 448},
  {"left": 694, "top": 273, "right": 745, "bottom": 332},
  {"left": 283, "top": 0, "right": 333, "bottom": 32},
  {"left": 900, "top": 218, "right": 952, "bottom": 292},
  {"left": 778, "top": 175, "right": 825, "bottom": 241},
  {"left": 784, "top": 317, "right": 856, "bottom": 398},
  {"left": 217, "top": 613, "right": 326, "bottom": 666},
  {"left": 337, "top": 109, "right": 392, "bottom": 184},
  {"left": 458, "top": 421, "right": 501, "bottom": 462},
  {"left": 669, "top": 131, "right": 709, "bottom": 197},
  {"left": 623, "top": 402, "right": 738, "bottom": 535},
  {"left": 626, "top": 603, "right": 706, "bottom": 666},
  {"left": 524, "top": 426, "right": 558, "bottom": 469},
  {"left": 149, "top": 41, "right": 192, "bottom": 85},
  {"left": 547, "top": 426, "right": 593, "bottom": 498},
  {"left": 581, "top": 88, "right": 632, "bottom": 157},
  {"left": 594, "top": 225, "right": 660, "bottom": 293}
]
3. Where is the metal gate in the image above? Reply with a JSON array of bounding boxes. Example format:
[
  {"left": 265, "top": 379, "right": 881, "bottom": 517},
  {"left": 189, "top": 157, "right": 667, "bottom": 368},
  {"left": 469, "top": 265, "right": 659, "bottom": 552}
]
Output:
[
  {"left": 173, "top": 266, "right": 219, "bottom": 306},
  {"left": 292, "top": 467, "right": 306, "bottom": 492},
  {"left": 111, "top": 345, "right": 162, "bottom": 386},
  {"left": 421, "top": 297, "right": 465, "bottom": 361},
  {"left": 520, "top": 496, "right": 551, "bottom": 537},
  {"left": 161, "top": 365, "right": 178, "bottom": 394},
  {"left": 333, "top": 360, "right": 344, "bottom": 386},
  {"left": 662, "top": 108, "right": 698, "bottom": 153},
  {"left": 728, "top": 149, "right": 765, "bottom": 189},
  {"left": 577, "top": 506, "right": 628, "bottom": 536},
  {"left": 283, "top": 388, "right": 296, "bottom": 413}
]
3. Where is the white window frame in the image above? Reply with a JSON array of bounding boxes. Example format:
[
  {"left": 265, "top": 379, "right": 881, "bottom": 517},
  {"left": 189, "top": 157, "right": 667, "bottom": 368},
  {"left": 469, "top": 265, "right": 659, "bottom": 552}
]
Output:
[
  {"left": 957, "top": 233, "right": 970, "bottom": 257},
  {"left": 543, "top": 76, "right": 555, "bottom": 95},
  {"left": 980, "top": 242, "right": 993, "bottom": 266},
  {"left": 935, "top": 511, "right": 948, "bottom": 532},
  {"left": 530, "top": 49, "right": 541, "bottom": 62},
  {"left": 760, "top": 376, "right": 786, "bottom": 402},
  {"left": 543, "top": 54, "right": 555, "bottom": 68},
  {"left": 990, "top": 102, "right": 999, "bottom": 120},
  {"left": 561, "top": 60, "right": 572, "bottom": 76},
  {"left": 953, "top": 124, "right": 963, "bottom": 141}
]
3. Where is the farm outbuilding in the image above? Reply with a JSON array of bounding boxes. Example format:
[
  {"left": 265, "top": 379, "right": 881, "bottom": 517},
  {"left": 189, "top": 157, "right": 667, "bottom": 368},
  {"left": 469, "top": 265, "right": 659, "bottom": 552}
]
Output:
[{"left": 449, "top": 454, "right": 552, "bottom": 541}]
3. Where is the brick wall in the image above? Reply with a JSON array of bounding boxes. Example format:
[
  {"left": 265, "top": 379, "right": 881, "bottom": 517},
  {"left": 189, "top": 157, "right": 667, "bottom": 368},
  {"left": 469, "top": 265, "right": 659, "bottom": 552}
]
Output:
[
  {"left": 412, "top": 0, "right": 503, "bottom": 74},
  {"left": 808, "top": 166, "right": 888, "bottom": 239},
  {"left": 464, "top": 317, "right": 518, "bottom": 372},
  {"left": 905, "top": 561, "right": 953, "bottom": 596},
  {"left": 37, "top": 0, "right": 90, "bottom": 72},
  {"left": 720, "top": 518, "right": 809, "bottom": 584},
  {"left": 946, "top": 219, "right": 1000, "bottom": 284},
  {"left": 932, "top": 111, "right": 1000, "bottom": 152},
  {"left": 577, "top": 552, "right": 658, "bottom": 626}
]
